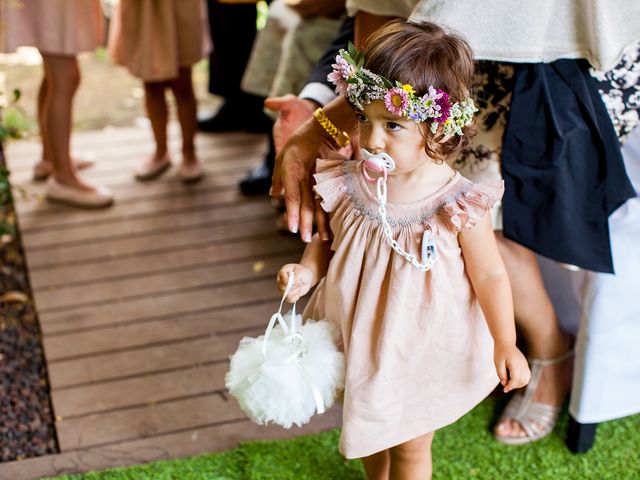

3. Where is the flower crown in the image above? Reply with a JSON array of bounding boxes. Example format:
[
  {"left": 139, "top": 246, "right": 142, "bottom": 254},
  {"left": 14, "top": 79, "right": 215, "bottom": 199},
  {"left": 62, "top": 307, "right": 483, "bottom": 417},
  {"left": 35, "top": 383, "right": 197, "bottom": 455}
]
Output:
[{"left": 327, "top": 43, "right": 477, "bottom": 136}]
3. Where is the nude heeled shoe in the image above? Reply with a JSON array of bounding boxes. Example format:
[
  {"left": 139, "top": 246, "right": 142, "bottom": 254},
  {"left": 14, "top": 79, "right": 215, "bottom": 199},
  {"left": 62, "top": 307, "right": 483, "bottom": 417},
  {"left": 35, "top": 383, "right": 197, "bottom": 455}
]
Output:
[
  {"left": 46, "top": 178, "right": 113, "bottom": 209},
  {"left": 494, "top": 350, "right": 574, "bottom": 445}
]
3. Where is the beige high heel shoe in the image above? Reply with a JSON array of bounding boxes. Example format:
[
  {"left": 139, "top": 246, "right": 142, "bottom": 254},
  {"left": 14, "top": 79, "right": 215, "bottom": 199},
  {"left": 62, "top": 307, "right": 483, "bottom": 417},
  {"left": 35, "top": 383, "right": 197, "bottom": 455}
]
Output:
[
  {"left": 46, "top": 178, "right": 113, "bottom": 209},
  {"left": 494, "top": 350, "right": 574, "bottom": 445}
]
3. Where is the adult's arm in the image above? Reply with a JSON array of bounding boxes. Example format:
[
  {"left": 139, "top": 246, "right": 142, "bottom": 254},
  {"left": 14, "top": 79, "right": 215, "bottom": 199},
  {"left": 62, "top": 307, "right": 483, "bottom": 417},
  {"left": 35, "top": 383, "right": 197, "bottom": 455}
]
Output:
[
  {"left": 264, "top": 16, "right": 355, "bottom": 153},
  {"left": 270, "top": 13, "right": 397, "bottom": 243},
  {"left": 271, "top": 95, "right": 356, "bottom": 242}
]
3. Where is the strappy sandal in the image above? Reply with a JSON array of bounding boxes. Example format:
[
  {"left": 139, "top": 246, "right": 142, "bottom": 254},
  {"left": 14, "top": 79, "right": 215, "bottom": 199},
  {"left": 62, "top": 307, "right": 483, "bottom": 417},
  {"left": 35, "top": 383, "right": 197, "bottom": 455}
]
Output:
[{"left": 494, "top": 350, "right": 574, "bottom": 445}]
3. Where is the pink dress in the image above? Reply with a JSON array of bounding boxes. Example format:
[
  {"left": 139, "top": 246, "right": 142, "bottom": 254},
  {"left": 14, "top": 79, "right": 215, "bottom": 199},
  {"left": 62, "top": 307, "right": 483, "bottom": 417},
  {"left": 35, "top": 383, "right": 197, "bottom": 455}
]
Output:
[
  {"left": 304, "top": 158, "right": 504, "bottom": 459},
  {"left": 0, "top": 0, "right": 102, "bottom": 55},
  {"left": 108, "top": 0, "right": 204, "bottom": 82}
]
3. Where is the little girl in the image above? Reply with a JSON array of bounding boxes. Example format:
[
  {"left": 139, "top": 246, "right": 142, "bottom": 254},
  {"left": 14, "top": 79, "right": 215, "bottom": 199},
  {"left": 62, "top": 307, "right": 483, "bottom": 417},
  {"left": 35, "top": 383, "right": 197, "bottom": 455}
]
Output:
[
  {"left": 276, "top": 21, "right": 531, "bottom": 479},
  {"left": 109, "top": 0, "right": 204, "bottom": 182}
]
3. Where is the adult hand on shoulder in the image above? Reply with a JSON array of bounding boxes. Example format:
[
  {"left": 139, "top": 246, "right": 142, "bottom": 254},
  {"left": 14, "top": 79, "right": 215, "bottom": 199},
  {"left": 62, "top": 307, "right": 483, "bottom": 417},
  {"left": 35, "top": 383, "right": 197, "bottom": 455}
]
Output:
[
  {"left": 269, "top": 96, "right": 356, "bottom": 244},
  {"left": 269, "top": 110, "right": 335, "bottom": 243},
  {"left": 264, "top": 94, "right": 318, "bottom": 154}
]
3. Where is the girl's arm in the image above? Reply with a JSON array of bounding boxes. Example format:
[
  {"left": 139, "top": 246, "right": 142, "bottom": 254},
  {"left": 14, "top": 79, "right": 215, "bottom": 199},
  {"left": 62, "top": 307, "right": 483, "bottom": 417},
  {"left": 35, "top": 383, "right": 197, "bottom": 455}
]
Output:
[
  {"left": 459, "top": 215, "right": 531, "bottom": 392},
  {"left": 277, "top": 233, "right": 333, "bottom": 302}
]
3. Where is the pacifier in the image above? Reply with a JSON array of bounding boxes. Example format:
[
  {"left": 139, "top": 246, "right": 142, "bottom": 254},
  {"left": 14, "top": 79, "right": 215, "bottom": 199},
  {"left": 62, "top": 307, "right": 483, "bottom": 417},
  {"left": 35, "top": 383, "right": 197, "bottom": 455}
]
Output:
[{"left": 361, "top": 148, "right": 396, "bottom": 184}]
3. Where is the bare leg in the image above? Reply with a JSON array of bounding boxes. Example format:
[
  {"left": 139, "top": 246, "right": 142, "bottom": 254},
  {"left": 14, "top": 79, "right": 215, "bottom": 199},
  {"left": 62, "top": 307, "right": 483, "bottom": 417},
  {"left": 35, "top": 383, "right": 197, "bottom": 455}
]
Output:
[
  {"left": 362, "top": 450, "right": 390, "bottom": 480},
  {"left": 37, "top": 75, "right": 50, "bottom": 162},
  {"left": 494, "top": 233, "right": 573, "bottom": 438},
  {"left": 388, "top": 432, "right": 434, "bottom": 480},
  {"left": 169, "top": 67, "right": 198, "bottom": 166},
  {"left": 41, "top": 53, "right": 96, "bottom": 191},
  {"left": 143, "top": 80, "right": 170, "bottom": 162}
]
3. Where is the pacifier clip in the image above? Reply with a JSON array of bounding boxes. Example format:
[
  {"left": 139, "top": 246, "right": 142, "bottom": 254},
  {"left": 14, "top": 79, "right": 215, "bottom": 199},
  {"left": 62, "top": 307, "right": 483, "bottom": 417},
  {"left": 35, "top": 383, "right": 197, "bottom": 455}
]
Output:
[{"left": 361, "top": 149, "right": 438, "bottom": 271}]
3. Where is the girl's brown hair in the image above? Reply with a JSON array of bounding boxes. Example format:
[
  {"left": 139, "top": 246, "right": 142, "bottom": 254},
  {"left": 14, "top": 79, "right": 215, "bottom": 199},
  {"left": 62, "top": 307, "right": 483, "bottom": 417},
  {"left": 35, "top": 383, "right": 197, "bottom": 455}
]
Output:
[{"left": 361, "top": 20, "right": 476, "bottom": 163}]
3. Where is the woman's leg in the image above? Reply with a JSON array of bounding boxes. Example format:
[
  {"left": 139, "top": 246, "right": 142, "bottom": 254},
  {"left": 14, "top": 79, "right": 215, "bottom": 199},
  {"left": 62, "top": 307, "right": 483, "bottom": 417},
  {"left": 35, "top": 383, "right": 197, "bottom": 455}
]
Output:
[
  {"left": 169, "top": 67, "right": 198, "bottom": 165},
  {"left": 362, "top": 449, "right": 390, "bottom": 480},
  {"left": 41, "top": 53, "right": 95, "bottom": 191},
  {"left": 143, "top": 80, "right": 170, "bottom": 162},
  {"left": 494, "top": 233, "right": 573, "bottom": 438},
  {"left": 388, "top": 432, "right": 434, "bottom": 480}
]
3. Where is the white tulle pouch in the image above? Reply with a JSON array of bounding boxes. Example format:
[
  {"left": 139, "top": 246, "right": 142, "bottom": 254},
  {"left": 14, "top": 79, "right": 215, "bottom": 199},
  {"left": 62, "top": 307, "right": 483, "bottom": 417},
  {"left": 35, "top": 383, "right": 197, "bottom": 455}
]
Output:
[{"left": 225, "top": 273, "right": 345, "bottom": 428}]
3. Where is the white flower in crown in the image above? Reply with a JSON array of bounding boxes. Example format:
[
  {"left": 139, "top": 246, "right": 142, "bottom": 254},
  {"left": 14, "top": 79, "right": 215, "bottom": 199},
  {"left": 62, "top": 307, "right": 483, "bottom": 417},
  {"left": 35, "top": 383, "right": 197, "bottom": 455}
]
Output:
[{"left": 441, "top": 98, "right": 478, "bottom": 136}]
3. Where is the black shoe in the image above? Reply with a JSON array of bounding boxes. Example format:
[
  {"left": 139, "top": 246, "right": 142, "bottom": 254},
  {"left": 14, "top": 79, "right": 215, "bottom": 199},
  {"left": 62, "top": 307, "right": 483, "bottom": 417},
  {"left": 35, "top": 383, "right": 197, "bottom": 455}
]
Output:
[
  {"left": 198, "top": 101, "right": 272, "bottom": 134},
  {"left": 239, "top": 163, "right": 273, "bottom": 196},
  {"left": 198, "top": 104, "right": 244, "bottom": 132}
]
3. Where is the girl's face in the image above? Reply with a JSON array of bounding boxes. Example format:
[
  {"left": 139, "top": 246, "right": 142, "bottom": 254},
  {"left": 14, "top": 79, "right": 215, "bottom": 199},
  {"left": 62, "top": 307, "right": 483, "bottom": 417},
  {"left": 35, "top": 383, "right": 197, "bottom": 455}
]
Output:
[{"left": 357, "top": 101, "right": 430, "bottom": 176}]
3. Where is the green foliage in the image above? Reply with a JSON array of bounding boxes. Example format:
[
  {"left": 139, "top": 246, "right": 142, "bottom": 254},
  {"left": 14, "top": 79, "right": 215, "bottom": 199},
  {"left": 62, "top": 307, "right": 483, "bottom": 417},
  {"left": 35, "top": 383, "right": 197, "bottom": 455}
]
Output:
[
  {"left": 0, "top": 87, "right": 29, "bottom": 142},
  {"left": 0, "top": 86, "right": 27, "bottom": 238},
  {"left": 0, "top": 159, "right": 16, "bottom": 239},
  {"left": 48, "top": 397, "right": 640, "bottom": 480}
]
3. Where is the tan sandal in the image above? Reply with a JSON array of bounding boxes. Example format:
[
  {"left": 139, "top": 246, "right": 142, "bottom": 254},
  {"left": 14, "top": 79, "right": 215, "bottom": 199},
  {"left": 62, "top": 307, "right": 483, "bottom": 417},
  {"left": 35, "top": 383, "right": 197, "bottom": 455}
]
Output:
[{"left": 494, "top": 350, "right": 573, "bottom": 445}]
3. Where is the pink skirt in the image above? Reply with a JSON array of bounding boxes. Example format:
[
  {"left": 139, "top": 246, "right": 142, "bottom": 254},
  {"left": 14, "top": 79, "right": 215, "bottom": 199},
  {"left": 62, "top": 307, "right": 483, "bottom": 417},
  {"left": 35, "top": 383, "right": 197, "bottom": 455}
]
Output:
[
  {"left": 1, "top": 0, "right": 103, "bottom": 55},
  {"left": 108, "top": 0, "right": 204, "bottom": 82}
]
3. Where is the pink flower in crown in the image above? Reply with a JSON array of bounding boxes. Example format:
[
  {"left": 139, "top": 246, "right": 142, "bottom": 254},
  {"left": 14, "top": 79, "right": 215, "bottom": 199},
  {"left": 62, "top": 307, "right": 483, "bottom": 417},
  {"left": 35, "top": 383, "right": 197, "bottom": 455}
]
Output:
[
  {"left": 434, "top": 89, "right": 452, "bottom": 123},
  {"left": 327, "top": 55, "right": 355, "bottom": 96},
  {"left": 384, "top": 87, "right": 409, "bottom": 116}
]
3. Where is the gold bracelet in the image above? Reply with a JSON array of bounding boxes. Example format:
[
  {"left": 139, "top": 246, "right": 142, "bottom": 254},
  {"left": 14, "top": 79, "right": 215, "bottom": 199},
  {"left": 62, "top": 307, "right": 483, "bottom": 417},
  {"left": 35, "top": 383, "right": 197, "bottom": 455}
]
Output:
[{"left": 313, "top": 107, "right": 350, "bottom": 148}]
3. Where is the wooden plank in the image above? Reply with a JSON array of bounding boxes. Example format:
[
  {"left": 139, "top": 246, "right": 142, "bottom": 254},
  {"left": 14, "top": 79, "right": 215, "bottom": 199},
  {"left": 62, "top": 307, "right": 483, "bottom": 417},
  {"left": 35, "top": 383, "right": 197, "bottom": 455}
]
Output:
[
  {"left": 14, "top": 171, "right": 241, "bottom": 216},
  {"left": 8, "top": 147, "right": 265, "bottom": 190},
  {"left": 35, "top": 252, "right": 294, "bottom": 312},
  {"left": 5, "top": 130, "right": 265, "bottom": 175},
  {"left": 29, "top": 230, "right": 299, "bottom": 287},
  {"left": 8, "top": 146, "right": 264, "bottom": 200},
  {"left": 0, "top": 409, "right": 342, "bottom": 480},
  {"left": 1, "top": 124, "right": 343, "bottom": 476},
  {"left": 17, "top": 187, "right": 265, "bottom": 232},
  {"left": 55, "top": 393, "right": 245, "bottom": 450},
  {"left": 20, "top": 199, "right": 276, "bottom": 245},
  {"left": 39, "top": 277, "right": 283, "bottom": 332},
  {"left": 48, "top": 331, "right": 253, "bottom": 388},
  {"left": 52, "top": 363, "right": 228, "bottom": 417},
  {"left": 43, "top": 302, "right": 274, "bottom": 363},
  {"left": 4, "top": 126, "right": 262, "bottom": 164}
]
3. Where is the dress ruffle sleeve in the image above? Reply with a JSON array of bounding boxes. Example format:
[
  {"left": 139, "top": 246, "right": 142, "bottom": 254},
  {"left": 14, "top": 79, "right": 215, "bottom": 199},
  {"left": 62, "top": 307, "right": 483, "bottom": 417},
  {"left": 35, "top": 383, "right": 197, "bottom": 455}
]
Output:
[
  {"left": 313, "top": 158, "right": 349, "bottom": 213},
  {"left": 442, "top": 180, "right": 504, "bottom": 231}
]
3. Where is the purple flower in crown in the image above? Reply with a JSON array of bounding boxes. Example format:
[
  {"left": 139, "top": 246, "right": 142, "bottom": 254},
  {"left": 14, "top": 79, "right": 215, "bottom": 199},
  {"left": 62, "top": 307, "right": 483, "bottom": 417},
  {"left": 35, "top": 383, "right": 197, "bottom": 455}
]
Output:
[
  {"left": 327, "top": 55, "right": 354, "bottom": 96},
  {"left": 434, "top": 89, "right": 451, "bottom": 123},
  {"left": 420, "top": 87, "right": 441, "bottom": 119},
  {"left": 384, "top": 87, "right": 409, "bottom": 116}
]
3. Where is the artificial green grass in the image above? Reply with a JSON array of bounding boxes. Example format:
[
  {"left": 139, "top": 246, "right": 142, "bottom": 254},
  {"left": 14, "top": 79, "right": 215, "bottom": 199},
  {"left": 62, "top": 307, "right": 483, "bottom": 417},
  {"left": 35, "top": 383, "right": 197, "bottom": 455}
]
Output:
[{"left": 50, "top": 397, "right": 640, "bottom": 480}]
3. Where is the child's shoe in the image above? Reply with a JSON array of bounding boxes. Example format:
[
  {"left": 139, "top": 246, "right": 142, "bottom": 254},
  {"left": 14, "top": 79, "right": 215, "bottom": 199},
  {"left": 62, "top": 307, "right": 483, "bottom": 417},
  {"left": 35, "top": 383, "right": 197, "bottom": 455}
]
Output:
[
  {"left": 179, "top": 162, "right": 204, "bottom": 183},
  {"left": 134, "top": 154, "right": 172, "bottom": 181}
]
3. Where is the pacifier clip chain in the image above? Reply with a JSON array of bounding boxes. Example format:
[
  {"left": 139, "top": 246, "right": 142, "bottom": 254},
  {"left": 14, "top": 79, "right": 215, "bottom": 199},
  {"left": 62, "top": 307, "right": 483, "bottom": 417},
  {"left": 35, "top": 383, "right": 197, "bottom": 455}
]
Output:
[{"left": 361, "top": 149, "right": 438, "bottom": 271}]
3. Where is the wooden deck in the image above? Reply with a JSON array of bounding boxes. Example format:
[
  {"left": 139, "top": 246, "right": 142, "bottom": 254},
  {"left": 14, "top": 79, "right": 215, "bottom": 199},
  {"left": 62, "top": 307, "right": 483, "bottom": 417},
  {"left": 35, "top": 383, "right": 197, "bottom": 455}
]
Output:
[{"left": 0, "top": 126, "right": 341, "bottom": 479}]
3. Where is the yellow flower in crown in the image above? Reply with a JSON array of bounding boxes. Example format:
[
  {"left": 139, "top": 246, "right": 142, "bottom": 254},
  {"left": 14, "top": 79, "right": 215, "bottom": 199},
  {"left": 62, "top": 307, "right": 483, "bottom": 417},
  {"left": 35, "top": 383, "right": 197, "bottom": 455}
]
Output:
[{"left": 401, "top": 84, "right": 416, "bottom": 94}]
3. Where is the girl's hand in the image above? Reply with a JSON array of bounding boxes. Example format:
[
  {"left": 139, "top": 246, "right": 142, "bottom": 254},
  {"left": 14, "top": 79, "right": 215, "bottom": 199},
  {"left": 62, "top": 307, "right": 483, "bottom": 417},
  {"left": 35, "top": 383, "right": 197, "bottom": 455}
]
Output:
[
  {"left": 277, "top": 264, "right": 314, "bottom": 303},
  {"left": 494, "top": 342, "right": 531, "bottom": 393}
]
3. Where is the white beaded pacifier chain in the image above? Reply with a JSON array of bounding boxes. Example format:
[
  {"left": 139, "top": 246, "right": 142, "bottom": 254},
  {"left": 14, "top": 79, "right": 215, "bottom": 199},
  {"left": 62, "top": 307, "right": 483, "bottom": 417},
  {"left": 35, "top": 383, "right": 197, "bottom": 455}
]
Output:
[{"left": 361, "top": 149, "right": 438, "bottom": 271}]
